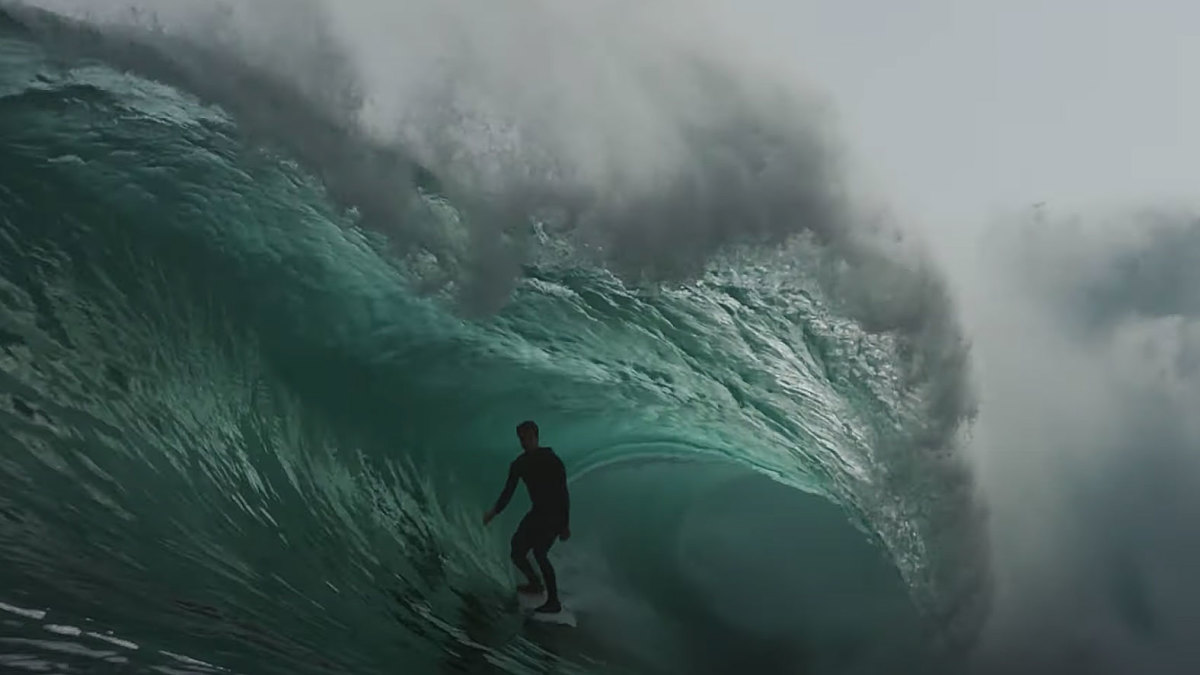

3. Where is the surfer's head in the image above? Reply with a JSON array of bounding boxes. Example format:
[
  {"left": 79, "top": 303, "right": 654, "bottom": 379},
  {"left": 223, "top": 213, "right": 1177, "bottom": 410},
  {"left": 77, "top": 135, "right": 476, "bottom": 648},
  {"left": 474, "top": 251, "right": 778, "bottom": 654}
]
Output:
[{"left": 516, "top": 420, "right": 539, "bottom": 452}]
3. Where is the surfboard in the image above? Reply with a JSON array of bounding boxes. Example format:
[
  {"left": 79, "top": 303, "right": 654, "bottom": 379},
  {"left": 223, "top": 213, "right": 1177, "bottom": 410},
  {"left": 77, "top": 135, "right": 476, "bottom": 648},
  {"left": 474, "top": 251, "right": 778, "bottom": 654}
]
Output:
[{"left": 517, "top": 591, "right": 577, "bottom": 627}]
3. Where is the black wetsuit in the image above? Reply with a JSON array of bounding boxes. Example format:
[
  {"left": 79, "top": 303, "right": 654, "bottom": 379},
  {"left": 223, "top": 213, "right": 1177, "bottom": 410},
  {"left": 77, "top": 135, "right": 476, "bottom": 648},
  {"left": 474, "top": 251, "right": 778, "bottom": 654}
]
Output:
[{"left": 492, "top": 446, "right": 570, "bottom": 603}]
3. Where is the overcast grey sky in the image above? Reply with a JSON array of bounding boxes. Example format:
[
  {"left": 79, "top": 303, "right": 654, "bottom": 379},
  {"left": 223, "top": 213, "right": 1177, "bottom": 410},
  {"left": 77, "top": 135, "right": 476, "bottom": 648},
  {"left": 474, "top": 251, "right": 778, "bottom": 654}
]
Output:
[{"left": 726, "top": 0, "right": 1199, "bottom": 240}]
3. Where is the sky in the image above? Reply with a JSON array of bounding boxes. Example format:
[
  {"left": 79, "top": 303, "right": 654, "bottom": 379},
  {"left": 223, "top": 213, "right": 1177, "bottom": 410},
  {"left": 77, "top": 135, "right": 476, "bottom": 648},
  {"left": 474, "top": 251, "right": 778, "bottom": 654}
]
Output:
[{"left": 724, "top": 0, "right": 1200, "bottom": 243}]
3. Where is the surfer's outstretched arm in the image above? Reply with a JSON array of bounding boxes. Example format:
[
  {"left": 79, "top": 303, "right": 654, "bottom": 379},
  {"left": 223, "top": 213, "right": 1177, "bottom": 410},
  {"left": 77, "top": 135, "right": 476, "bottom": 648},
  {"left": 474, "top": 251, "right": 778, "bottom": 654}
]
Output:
[{"left": 484, "top": 461, "right": 519, "bottom": 524}]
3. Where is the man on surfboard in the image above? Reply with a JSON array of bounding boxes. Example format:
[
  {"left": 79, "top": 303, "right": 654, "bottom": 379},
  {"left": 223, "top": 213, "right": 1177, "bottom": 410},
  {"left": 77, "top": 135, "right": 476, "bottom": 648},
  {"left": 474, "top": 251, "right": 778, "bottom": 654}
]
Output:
[{"left": 483, "top": 420, "right": 571, "bottom": 615}]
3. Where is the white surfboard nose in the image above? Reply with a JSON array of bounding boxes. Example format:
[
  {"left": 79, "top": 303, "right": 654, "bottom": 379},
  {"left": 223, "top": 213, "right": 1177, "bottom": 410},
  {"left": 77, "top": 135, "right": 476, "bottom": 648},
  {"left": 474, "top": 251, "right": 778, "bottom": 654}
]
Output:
[
  {"left": 528, "top": 608, "right": 577, "bottom": 627},
  {"left": 517, "top": 591, "right": 577, "bottom": 627}
]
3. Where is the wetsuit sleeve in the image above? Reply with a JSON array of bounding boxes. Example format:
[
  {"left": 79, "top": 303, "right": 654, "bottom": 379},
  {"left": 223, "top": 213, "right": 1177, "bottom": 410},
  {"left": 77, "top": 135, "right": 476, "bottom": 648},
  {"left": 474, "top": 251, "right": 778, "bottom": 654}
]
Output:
[
  {"left": 492, "top": 461, "right": 520, "bottom": 515},
  {"left": 559, "top": 457, "right": 571, "bottom": 529}
]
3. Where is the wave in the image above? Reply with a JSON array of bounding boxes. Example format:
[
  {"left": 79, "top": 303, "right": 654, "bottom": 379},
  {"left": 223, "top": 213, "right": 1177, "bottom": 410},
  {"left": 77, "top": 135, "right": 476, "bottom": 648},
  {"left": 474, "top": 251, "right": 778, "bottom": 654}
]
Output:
[{"left": 0, "top": 4, "right": 984, "bottom": 673}]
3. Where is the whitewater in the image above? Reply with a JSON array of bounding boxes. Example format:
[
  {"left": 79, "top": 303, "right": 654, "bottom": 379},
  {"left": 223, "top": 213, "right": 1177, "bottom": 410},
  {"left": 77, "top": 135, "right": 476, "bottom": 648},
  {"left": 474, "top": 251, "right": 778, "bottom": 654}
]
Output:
[{"left": 2, "top": 2, "right": 1196, "bottom": 674}]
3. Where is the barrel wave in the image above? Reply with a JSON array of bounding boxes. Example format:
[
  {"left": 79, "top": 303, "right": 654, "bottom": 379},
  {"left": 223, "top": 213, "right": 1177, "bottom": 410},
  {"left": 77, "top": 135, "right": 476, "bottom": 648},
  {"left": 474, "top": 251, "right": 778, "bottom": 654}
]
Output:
[{"left": 0, "top": 5, "right": 984, "bottom": 674}]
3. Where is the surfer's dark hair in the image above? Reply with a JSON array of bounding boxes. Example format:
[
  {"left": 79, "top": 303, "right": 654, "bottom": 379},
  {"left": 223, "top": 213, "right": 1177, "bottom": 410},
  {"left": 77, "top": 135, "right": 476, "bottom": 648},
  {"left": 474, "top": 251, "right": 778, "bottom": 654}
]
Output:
[{"left": 517, "top": 420, "right": 539, "bottom": 436}]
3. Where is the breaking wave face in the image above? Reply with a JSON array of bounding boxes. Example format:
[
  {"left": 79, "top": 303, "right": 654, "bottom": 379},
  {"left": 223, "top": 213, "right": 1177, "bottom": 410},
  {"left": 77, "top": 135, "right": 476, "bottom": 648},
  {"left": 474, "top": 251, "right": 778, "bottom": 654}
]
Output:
[{"left": 0, "top": 3, "right": 984, "bottom": 674}]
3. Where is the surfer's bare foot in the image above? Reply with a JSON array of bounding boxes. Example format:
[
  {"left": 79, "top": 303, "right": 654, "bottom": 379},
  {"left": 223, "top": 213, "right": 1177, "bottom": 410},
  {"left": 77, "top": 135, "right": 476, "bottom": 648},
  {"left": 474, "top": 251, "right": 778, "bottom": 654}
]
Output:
[
  {"left": 534, "top": 600, "right": 562, "bottom": 614},
  {"left": 516, "top": 582, "right": 544, "bottom": 595}
]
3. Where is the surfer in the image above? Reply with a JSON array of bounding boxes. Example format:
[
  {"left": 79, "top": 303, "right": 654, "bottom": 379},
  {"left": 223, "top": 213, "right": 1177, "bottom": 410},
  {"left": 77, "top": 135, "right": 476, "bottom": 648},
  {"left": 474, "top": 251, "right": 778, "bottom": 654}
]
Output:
[{"left": 483, "top": 420, "right": 571, "bottom": 614}]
